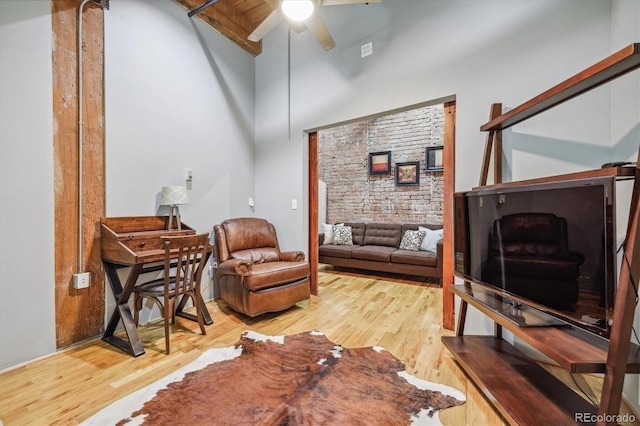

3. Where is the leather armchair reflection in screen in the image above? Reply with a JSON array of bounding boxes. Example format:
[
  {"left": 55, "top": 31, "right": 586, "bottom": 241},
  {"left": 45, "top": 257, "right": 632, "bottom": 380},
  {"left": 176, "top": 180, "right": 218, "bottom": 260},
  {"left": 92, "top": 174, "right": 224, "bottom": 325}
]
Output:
[
  {"left": 486, "top": 212, "right": 585, "bottom": 310},
  {"left": 213, "top": 217, "right": 310, "bottom": 317}
]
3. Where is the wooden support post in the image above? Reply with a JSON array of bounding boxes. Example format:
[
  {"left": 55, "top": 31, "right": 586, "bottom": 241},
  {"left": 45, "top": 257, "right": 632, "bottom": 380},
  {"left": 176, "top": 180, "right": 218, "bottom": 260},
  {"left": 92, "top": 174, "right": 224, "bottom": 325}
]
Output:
[
  {"left": 442, "top": 101, "right": 457, "bottom": 330},
  {"left": 52, "top": 0, "right": 106, "bottom": 348},
  {"left": 308, "top": 132, "right": 319, "bottom": 296}
]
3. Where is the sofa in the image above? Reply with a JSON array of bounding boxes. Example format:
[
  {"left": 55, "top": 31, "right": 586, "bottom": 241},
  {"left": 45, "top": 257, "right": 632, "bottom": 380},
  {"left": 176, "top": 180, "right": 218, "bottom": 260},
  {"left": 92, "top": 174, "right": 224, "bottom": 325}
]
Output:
[{"left": 318, "top": 222, "right": 443, "bottom": 283}]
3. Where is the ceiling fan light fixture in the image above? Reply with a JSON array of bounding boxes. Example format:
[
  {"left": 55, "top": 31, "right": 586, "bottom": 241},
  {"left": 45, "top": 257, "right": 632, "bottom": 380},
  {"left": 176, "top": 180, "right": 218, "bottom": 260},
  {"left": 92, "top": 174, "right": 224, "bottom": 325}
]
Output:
[{"left": 281, "top": 0, "right": 314, "bottom": 21}]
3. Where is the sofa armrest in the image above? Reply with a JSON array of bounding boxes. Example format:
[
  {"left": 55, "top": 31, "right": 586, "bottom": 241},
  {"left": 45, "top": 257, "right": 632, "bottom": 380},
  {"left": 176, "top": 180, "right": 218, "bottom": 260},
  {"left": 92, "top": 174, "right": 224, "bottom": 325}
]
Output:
[
  {"left": 281, "top": 251, "right": 306, "bottom": 262},
  {"left": 318, "top": 233, "right": 325, "bottom": 246},
  {"left": 218, "top": 258, "right": 251, "bottom": 276}
]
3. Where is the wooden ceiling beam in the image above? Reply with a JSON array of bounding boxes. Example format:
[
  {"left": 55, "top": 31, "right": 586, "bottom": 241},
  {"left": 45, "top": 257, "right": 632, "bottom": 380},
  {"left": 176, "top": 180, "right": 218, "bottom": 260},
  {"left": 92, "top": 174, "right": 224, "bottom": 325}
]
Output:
[
  {"left": 235, "top": 0, "right": 275, "bottom": 14},
  {"left": 175, "top": 0, "right": 266, "bottom": 56}
]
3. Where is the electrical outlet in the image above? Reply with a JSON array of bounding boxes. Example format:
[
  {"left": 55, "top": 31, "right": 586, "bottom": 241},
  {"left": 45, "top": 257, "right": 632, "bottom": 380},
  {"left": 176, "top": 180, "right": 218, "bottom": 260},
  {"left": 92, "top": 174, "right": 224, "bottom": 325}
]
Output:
[
  {"left": 73, "top": 272, "right": 91, "bottom": 289},
  {"left": 186, "top": 168, "right": 193, "bottom": 181}
]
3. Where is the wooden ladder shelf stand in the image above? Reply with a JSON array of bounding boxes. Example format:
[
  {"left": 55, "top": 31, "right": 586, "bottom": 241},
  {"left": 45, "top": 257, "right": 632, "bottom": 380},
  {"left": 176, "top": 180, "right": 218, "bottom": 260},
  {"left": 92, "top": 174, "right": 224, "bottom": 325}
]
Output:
[{"left": 443, "top": 43, "right": 640, "bottom": 425}]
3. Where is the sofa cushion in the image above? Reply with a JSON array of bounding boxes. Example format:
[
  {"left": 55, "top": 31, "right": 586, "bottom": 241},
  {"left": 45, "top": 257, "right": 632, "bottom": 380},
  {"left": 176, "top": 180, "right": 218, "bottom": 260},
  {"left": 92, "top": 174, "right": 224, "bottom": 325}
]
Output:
[
  {"left": 319, "top": 244, "right": 353, "bottom": 259},
  {"left": 363, "top": 223, "right": 402, "bottom": 248},
  {"left": 391, "top": 250, "right": 437, "bottom": 267},
  {"left": 344, "top": 222, "right": 366, "bottom": 246},
  {"left": 351, "top": 245, "right": 396, "bottom": 262},
  {"left": 244, "top": 261, "right": 311, "bottom": 291}
]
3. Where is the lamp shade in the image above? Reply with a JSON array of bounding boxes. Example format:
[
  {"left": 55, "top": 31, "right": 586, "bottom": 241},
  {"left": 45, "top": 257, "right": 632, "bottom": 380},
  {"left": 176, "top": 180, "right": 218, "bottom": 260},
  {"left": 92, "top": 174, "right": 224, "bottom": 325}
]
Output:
[
  {"left": 161, "top": 186, "right": 189, "bottom": 206},
  {"left": 282, "top": 0, "right": 314, "bottom": 21}
]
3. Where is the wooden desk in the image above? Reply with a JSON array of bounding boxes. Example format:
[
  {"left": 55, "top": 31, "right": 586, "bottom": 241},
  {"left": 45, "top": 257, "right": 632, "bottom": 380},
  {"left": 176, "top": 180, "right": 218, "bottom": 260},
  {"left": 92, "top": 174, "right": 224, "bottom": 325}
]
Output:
[{"left": 101, "top": 216, "right": 213, "bottom": 357}]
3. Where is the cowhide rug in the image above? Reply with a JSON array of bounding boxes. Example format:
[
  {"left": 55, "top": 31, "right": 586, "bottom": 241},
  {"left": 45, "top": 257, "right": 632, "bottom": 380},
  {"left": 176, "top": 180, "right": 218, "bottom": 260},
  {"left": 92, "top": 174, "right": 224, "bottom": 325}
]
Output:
[{"left": 82, "top": 331, "right": 465, "bottom": 425}]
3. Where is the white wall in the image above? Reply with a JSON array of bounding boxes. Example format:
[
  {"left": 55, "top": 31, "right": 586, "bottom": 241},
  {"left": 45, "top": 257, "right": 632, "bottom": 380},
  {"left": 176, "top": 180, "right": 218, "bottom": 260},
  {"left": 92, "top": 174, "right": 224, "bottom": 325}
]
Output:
[
  {"left": 105, "top": 0, "right": 255, "bottom": 229},
  {"left": 0, "top": 1, "right": 56, "bottom": 371},
  {"left": 104, "top": 0, "right": 257, "bottom": 319}
]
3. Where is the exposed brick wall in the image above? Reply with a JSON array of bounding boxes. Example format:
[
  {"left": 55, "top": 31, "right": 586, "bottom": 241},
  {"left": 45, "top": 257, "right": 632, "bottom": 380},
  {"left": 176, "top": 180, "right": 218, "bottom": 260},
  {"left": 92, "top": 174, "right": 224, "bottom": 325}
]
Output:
[{"left": 319, "top": 105, "right": 444, "bottom": 225}]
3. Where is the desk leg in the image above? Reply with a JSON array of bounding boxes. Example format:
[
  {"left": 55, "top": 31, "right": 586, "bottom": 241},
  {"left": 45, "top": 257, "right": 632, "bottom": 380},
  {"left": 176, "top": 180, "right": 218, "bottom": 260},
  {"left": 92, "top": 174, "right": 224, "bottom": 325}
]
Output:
[{"left": 103, "top": 263, "right": 145, "bottom": 357}]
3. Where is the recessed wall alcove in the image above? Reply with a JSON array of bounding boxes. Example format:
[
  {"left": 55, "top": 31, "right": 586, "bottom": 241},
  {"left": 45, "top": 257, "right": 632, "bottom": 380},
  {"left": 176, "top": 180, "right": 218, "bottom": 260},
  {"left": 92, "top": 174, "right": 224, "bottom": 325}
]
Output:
[{"left": 307, "top": 96, "right": 456, "bottom": 329}]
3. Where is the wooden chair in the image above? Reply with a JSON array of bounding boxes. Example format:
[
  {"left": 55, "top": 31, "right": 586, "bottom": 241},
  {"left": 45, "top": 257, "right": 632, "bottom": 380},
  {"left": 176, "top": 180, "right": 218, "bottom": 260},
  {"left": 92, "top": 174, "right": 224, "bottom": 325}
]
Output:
[{"left": 133, "top": 233, "right": 210, "bottom": 354}]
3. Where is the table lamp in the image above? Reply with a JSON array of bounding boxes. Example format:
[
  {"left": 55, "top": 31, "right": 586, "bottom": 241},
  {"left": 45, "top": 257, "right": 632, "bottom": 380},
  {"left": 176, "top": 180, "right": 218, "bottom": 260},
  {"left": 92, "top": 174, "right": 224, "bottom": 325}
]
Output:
[{"left": 161, "top": 186, "right": 189, "bottom": 231}]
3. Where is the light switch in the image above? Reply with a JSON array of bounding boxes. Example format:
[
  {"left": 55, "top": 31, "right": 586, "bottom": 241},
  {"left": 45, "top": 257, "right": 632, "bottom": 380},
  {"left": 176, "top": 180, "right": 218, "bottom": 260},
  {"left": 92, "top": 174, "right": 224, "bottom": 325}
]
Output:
[
  {"left": 361, "top": 42, "right": 373, "bottom": 58},
  {"left": 291, "top": 199, "right": 297, "bottom": 210}
]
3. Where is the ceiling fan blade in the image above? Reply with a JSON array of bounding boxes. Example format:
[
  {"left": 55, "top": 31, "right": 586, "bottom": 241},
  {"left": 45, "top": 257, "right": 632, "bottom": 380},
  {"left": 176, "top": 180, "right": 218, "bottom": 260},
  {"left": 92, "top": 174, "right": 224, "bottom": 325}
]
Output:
[
  {"left": 320, "top": 0, "right": 382, "bottom": 5},
  {"left": 248, "top": 8, "right": 283, "bottom": 42},
  {"left": 306, "top": 14, "right": 336, "bottom": 51}
]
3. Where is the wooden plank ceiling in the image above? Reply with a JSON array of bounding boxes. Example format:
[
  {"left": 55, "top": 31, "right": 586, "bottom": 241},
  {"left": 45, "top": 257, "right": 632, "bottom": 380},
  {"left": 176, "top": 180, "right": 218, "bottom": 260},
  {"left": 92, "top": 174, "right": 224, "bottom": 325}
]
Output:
[{"left": 175, "top": 0, "right": 277, "bottom": 56}]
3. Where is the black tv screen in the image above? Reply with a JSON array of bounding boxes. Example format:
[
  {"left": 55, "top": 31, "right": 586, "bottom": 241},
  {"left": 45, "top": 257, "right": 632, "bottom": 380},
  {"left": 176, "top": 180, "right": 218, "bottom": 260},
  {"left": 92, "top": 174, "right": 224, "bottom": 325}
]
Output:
[{"left": 454, "top": 176, "right": 616, "bottom": 338}]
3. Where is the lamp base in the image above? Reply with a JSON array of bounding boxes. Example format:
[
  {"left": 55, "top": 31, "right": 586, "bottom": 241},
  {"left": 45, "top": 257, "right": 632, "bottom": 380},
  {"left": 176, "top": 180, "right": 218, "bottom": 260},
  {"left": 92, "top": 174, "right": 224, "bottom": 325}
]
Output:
[{"left": 168, "top": 205, "right": 182, "bottom": 231}]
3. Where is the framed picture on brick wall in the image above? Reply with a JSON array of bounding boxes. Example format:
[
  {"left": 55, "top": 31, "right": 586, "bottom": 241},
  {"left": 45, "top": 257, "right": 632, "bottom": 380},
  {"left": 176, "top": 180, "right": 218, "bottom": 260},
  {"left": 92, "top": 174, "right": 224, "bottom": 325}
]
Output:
[
  {"left": 395, "top": 161, "right": 420, "bottom": 186},
  {"left": 369, "top": 151, "right": 392, "bottom": 174},
  {"left": 425, "top": 145, "right": 444, "bottom": 171}
]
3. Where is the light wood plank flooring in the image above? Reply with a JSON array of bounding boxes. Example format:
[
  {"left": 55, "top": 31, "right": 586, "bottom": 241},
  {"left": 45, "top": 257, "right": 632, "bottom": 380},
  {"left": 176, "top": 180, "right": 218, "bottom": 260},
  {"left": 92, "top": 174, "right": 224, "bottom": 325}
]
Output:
[{"left": 0, "top": 269, "right": 505, "bottom": 425}]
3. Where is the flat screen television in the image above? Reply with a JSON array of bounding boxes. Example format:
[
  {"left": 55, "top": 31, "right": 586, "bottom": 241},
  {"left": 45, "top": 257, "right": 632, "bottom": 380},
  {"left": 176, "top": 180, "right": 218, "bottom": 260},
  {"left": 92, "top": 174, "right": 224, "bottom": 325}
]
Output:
[{"left": 454, "top": 176, "right": 616, "bottom": 338}]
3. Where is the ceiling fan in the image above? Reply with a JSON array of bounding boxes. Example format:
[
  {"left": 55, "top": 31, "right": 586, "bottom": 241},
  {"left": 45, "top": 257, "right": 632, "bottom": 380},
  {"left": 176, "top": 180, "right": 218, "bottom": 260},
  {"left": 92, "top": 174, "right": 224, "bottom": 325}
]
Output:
[{"left": 249, "top": 0, "right": 382, "bottom": 51}]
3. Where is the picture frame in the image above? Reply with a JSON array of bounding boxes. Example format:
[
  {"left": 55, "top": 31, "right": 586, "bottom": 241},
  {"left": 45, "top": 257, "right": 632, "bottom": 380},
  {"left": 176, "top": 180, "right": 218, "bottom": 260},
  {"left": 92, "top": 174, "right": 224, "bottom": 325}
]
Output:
[
  {"left": 395, "top": 161, "right": 420, "bottom": 186},
  {"left": 368, "top": 151, "right": 392, "bottom": 174},
  {"left": 425, "top": 145, "right": 444, "bottom": 171}
]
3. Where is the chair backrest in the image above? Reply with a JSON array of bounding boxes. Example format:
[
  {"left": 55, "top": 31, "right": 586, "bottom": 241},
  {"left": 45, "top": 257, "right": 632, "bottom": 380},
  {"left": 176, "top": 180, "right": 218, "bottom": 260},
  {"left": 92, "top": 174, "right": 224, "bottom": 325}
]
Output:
[
  {"left": 161, "top": 233, "right": 210, "bottom": 297},
  {"left": 214, "top": 217, "right": 281, "bottom": 264}
]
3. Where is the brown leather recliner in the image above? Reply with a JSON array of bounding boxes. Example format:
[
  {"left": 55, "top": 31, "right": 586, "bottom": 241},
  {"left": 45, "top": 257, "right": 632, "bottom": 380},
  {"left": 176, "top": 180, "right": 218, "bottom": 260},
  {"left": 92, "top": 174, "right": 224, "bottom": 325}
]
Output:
[
  {"left": 213, "top": 217, "right": 311, "bottom": 317},
  {"left": 485, "top": 212, "right": 585, "bottom": 311}
]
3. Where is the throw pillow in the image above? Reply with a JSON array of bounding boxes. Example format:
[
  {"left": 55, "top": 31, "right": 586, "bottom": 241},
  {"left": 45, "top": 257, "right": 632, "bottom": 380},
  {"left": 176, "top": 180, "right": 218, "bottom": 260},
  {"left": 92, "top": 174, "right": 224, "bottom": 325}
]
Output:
[
  {"left": 332, "top": 224, "right": 353, "bottom": 246},
  {"left": 399, "top": 229, "right": 426, "bottom": 251},
  {"left": 322, "top": 223, "right": 343, "bottom": 245},
  {"left": 419, "top": 226, "right": 444, "bottom": 252}
]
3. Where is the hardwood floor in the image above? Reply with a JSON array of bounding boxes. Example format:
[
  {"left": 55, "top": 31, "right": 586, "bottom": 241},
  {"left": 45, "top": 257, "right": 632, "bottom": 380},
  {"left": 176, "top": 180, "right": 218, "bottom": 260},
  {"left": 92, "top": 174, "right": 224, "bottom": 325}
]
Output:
[{"left": 0, "top": 269, "right": 508, "bottom": 425}]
